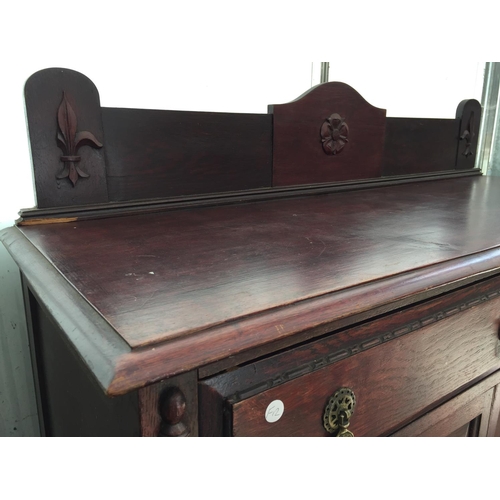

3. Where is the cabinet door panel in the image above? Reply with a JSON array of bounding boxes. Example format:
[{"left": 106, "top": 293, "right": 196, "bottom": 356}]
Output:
[
  {"left": 392, "top": 386, "right": 494, "bottom": 437},
  {"left": 447, "top": 422, "right": 471, "bottom": 437}
]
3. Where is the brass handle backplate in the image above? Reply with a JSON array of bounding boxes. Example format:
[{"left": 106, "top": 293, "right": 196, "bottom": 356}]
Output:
[{"left": 323, "top": 387, "right": 356, "bottom": 437}]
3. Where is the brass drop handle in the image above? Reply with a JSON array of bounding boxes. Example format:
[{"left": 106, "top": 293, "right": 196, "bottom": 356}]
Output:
[{"left": 323, "top": 387, "right": 356, "bottom": 437}]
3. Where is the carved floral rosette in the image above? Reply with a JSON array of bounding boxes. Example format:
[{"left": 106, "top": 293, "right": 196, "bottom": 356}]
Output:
[{"left": 321, "top": 113, "right": 349, "bottom": 155}]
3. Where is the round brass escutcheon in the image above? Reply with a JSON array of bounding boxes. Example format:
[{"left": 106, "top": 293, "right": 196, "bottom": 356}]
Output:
[{"left": 323, "top": 387, "right": 356, "bottom": 437}]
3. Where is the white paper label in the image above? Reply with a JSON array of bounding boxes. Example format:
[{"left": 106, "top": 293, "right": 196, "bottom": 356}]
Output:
[{"left": 265, "top": 400, "right": 284, "bottom": 423}]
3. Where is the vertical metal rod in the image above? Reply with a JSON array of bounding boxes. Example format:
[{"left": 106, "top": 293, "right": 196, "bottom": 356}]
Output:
[{"left": 320, "top": 62, "right": 330, "bottom": 84}]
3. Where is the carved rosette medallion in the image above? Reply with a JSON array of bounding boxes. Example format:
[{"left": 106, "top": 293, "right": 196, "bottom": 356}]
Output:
[
  {"left": 321, "top": 113, "right": 349, "bottom": 155},
  {"left": 56, "top": 92, "right": 103, "bottom": 186}
]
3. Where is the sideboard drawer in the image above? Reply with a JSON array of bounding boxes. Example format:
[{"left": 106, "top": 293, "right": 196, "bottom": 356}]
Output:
[{"left": 216, "top": 293, "right": 500, "bottom": 436}]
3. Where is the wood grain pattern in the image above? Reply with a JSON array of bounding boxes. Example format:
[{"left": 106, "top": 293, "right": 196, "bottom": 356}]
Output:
[
  {"left": 24, "top": 68, "right": 109, "bottom": 208},
  {"left": 101, "top": 108, "right": 272, "bottom": 201},
  {"left": 200, "top": 273, "right": 500, "bottom": 404},
  {"left": 229, "top": 298, "right": 500, "bottom": 436},
  {"left": 393, "top": 389, "right": 493, "bottom": 437},
  {"left": 13, "top": 69, "right": 499, "bottom": 438},
  {"left": 392, "top": 370, "right": 500, "bottom": 437},
  {"left": 5, "top": 176, "right": 500, "bottom": 395},
  {"left": 486, "top": 384, "right": 500, "bottom": 436},
  {"left": 270, "top": 82, "right": 386, "bottom": 186},
  {"left": 16, "top": 176, "right": 500, "bottom": 349}
]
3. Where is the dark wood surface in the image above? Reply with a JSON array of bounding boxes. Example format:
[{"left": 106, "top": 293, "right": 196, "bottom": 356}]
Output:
[
  {"left": 17, "top": 176, "right": 500, "bottom": 349},
  {"left": 29, "top": 290, "right": 140, "bottom": 436},
  {"left": 393, "top": 389, "right": 493, "bottom": 437},
  {"left": 200, "top": 273, "right": 500, "bottom": 402},
  {"left": 138, "top": 372, "right": 198, "bottom": 437},
  {"left": 3, "top": 232, "right": 131, "bottom": 395},
  {"left": 229, "top": 296, "right": 500, "bottom": 436},
  {"left": 5, "top": 175, "right": 500, "bottom": 395},
  {"left": 200, "top": 274, "right": 500, "bottom": 436},
  {"left": 382, "top": 118, "right": 459, "bottom": 176},
  {"left": 15, "top": 68, "right": 500, "bottom": 437},
  {"left": 17, "top": 170, "right": 481, "bottom": 225},
  {"left": 21, "top": 68, "right": 475, "bottom": 223},
  {"left": 24, "top": 68, "right": 109, "bottom": 208},
  {"left": 101, "top": 108, "right": 272, "bottom": 201},
  {"left": 22, "top": 277, "right": 47, "bottom": 435},
  {"left": 270, "top": 82, "right": 386, "bottom": 186},
  {"left": 455, "top": 99, "right": 482, "bottom": 170},
  {"left": 392, "top": 371, "right": 500, "bottom": 437}
]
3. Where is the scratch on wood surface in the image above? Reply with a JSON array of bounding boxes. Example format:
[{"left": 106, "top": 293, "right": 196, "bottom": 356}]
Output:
[
  {"left": 318, "top": 239, "right": 326, "bottom": 257},
  {"left": 140, "top": 291, "right": 158, "bottom": 309}
]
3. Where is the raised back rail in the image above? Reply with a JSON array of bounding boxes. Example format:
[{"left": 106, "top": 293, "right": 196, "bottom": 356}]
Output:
[{"left": 20, "top": 68, "right": 481, "bottom": 224}]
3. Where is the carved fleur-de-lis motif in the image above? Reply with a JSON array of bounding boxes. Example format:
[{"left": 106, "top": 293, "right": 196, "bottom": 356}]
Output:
[
  {"left": 321, "top": 113, "right": 349, "bottom": 155},
  {"left": 56, "top": 92, "right": 103, "bottom": 187},
  {"left": 460, "top": 111, "right": 475, "bottom": 158}
]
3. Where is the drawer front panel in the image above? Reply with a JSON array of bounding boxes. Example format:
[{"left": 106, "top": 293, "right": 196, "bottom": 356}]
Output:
[{"left": 231, "top": 297, "right": 500, "bottom": 436}]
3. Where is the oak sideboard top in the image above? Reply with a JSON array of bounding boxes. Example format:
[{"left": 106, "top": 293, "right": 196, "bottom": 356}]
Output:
[{"left": 3, "top": 175, "right": 500, "bottom": 394}]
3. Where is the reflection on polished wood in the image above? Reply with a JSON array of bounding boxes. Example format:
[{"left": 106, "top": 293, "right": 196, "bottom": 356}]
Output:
[{"left": 18, "top": 176, "right": 500, "bottom": 350}]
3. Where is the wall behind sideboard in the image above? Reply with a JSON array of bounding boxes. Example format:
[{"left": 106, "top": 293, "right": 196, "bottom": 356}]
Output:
[{"left": 0, "top": 3, "right": 487, "bottom": 436}]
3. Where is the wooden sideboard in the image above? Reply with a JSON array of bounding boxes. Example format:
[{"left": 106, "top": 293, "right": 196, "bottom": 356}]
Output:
[{"left": 2, "top": 68, "right": 500, "bottom": 436}]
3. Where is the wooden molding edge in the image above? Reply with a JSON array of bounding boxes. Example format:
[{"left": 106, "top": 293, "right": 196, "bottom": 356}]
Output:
[
  {"left": 4, "top": 225, "right": 500, "bottom": 397},
  {"left": 218, "top": 285, "right": 500, "bottom": 404},
  {"left": 17, "top": 170, "right": 482, "bottom": 226},
  {"left": 268, "top": 81, "right": 386, "bottom": 114},
  {"left": 0, "top": 227, "right": 130, "bottom": 395},
  {"left": 109, "top": 245, "right": 500, "bottom": 395}
]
